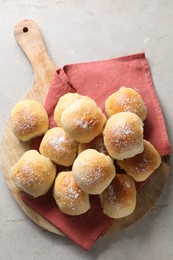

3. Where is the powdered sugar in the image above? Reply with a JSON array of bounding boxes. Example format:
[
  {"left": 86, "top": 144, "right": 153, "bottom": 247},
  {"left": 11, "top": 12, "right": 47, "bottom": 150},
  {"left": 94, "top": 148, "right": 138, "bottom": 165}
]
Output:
[
  {"left": 79, "top": 165, "right": 104, "bottom": 186},
  {"left": 118, "top": 93, "right": 143, "bottom": 115},
  {"left": 124, "top": 181, "right": 131, "bottom": 188},
  {"left": 49, "top": 135, "right": 66, "bottom": 151},
  {"left": 20, "top": 164, "right": 32, "bottom": 175},
  {"left": 48, "top": 133, "right": 77, "bottom": 159},
  {"left": 107, "top": 185, "right": 120, "bottom": 210},
  {"left": 111, "top": 123, "right": 135, "bottom": 148},
  {"left": 76, "top": 116, "right": 98, "bottom": 130},
  {"left": 131, "top": 153, "right": 150, "bottom": 173},
  {"left": 77, "top": 119, "right": 91, "bottom": 129},
  {"left": 14, "top": 110, "right": 37, "bottom": 134},
  {"left": 64, "top": 185, "right": 81, "bottom": 210},
  {"left": 105, "top": 176, "right": 132, "bottom": 210},
  {"left": 117, "top": 125, "right": 133, "bottom": 136},
  {"left": 15, "top": 164, "right": 42, "bottom": 190}
]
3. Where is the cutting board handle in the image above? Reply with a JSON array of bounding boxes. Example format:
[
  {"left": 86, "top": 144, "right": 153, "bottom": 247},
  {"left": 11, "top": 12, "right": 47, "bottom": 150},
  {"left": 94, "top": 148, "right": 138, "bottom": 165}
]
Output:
[{"left": 14, "top": 19, "right": 57, "bottom": 82}]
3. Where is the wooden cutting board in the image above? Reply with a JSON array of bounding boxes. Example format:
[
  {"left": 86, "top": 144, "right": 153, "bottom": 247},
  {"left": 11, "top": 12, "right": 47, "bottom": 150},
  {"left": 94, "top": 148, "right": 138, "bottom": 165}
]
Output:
[{"left": 1, "top": 19, "right": 170, "bottom": 236}]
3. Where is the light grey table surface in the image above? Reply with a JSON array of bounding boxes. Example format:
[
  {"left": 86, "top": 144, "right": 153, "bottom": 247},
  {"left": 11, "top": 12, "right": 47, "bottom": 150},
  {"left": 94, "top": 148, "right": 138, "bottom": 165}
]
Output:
[{"left": 0, "top": 1, "right": 173, "bottom": 259}]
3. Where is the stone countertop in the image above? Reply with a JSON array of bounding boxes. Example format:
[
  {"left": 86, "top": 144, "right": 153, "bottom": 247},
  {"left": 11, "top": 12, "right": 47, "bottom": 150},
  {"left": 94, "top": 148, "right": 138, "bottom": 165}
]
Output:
[{"left": 0, "top": 1, "right": 172, "bottom": 259}]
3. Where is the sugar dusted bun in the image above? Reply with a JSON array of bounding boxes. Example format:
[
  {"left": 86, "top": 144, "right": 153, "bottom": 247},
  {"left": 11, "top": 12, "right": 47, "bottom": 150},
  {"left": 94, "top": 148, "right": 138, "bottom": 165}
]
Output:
[
  {"left": 72, "top": 149, "right": 116, "bottom": 194},
  {"left": 101, "top": 174, "right": 136, "bottom": 219},
  {"left": 54, "top": 93, "right": 82, "bottom": 127},
  {"left": 54, "top": 93, "right": 92, "bottom": 127},
  {"left": 105, "top": 87, "right": 147, "bottom": 121},
  {"left": 39, "top": 127, "right": 78, "bottom": 167},
  {"left": 117, "top": 140, "right": 161, "bottom": 182},
  {"left": 78, "top": 134, "right": 109, "bottom": 156},
  {"left": 103, "top": 112, "right": 144, "bottom": 160},
  {"left": 61, "top": 99, "right": 106, "bottom": 143},
  {"left": 53, "top": 171, "right": 90, "bottom": 215},
  {"left": 11, "top": 99, "right": 48, "bottom": 142},
  {"left": 12, "top": 150, "right": 56, "bottom": 197}
]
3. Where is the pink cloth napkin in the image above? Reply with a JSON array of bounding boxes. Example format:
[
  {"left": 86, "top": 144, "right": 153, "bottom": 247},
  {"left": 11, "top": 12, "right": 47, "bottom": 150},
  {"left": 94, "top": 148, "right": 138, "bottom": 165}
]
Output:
[{"left": 21, "top": 52, "right": 172, "bottom": 250}]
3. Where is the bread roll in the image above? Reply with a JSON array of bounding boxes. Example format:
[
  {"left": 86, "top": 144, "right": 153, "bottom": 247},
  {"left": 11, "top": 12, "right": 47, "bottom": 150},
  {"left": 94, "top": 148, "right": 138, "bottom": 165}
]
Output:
[
  {"left": 11, "top": 99, "right": 48, "bottom": 142},
  {"left": 78, "top": 134, "right": 109, "bottom": 156},
  {"left": 101, "top": 174, "right": 136, "bottom": 218},
  {"left": 61, "top": 99, "right": 106, "bottom": 143},
  {"left": 103, "top": 112, "right": 144, "bottom": 160},
  {"left": 117, "top": 140, "right": 161, "bottom": 182},
  {"left": 54, "top": 93, "right": 91, "bottom": 127},
  {"left": 72, "top": 149, "right": 116, "bottom": 194},
  {"left": 12, "top": 150, "right": 56, "bottom": 197},
  {"left": 53, "top": 171, "right": 90, "bottom": 215},
  {"left": 39, "top": 127, "right": 78, "bottom": 167},
  {"left": 105, "top": 87, "right": 147, "bottom": 121},
  {"left": 54, "top": 93, "right": 82, "bottom": 127}
]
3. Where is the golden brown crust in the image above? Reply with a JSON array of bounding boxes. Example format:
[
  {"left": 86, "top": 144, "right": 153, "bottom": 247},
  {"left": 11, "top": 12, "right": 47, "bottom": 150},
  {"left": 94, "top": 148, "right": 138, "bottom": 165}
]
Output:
[
  {"left": 12, "top": 150, "right": 56, "bottom": 197},
  {"left": 11, "top": 99, "right": 48, "bottom": 142},
  {"left": 72, "top": 149, "right": 116, "bottom": 194},
  {"left": 105, "top": 87, "right": 147, "bottom": 121},
  {"left": 54, "top": 93, "right": 83, "bottom": 127},
  {"left": 117, "top": 140, "right": 161, "bottom": 182},
  {"left": 61, "top": 99, "right": 106, "bottom": 143},
  {"left": 103, "top": 112, "right": 144, "bottom": 160},
  {"left": 101, "top": 174, "right": 136, "bottom": 218},
  {"left": 54, "top": 93, "right": 93, "bottom": 127},
  {"left": 53, "top": 171, "right": 90, "bottom": 215},
  {"left": 39, "top": 127, "right": 78, "bottom": 167}
]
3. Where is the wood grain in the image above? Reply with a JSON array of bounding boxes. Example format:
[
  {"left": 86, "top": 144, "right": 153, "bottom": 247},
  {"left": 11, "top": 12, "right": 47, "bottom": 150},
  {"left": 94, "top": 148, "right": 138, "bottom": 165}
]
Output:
[{"left": 0, "top": 19, "right": 170, "bottom": 237}]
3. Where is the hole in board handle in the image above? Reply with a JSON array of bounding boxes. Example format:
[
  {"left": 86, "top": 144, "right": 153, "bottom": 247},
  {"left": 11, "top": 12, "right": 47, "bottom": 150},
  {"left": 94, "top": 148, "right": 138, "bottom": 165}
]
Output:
[{"left": 23, "top": 27, "right": 28, "bottom": 33}]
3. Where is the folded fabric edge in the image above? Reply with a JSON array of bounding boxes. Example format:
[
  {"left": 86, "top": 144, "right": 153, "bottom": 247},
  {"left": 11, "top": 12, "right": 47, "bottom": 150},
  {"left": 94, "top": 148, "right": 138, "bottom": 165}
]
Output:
[
  {"left": 19, "top": 192, "right": 112, "bottom": 251},
  {"left": 144, "top": 57, "right": 172, "bottom": 155},
  {"left": 63, "top": 52, "right": 146, "bottom": 71}
]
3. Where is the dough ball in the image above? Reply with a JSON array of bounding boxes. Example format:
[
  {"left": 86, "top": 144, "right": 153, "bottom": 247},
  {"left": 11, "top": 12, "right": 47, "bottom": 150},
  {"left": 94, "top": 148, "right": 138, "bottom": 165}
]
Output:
[
  {"left": 61, "top": 99, "right": 106, "bottom": 143},
  {"left": 54, "top": 93, "right": 91, "bottom": 127},
  {"left": 117, "top": 140, "right": 161, "bottom": 182},
  {"left": 105, "top": 87, "right": 147, "bottom": 121},
  {"left": 53, "top": 171, "right": 90, "bottom": 215},
  {"left": 101, "top": 174, "right": 136, "bottom": 218},
  {"left": 103, "top": 112, "right": 144, "bottom": 160},
  {"left": 11, "top": 99, "right": 48, "bottom": 142},
  {"left": 39, "top": 127, "right": 78, "bottom": 167},
  {"left": 72, "top": 149, "right": 116, "bottom": 194},
  {"left": 12, "top": 150, "right": 56, "bottom": 197},
  {"left": 78, "top": 134, "right": 109, "bottom": 156}
]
